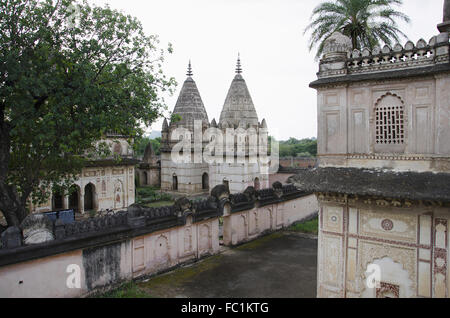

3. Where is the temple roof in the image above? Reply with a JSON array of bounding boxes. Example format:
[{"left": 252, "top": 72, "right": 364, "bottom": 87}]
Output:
[
  {"left": 171, "top": 67, "right": 209, "bottom": 131},
  {"left": 142, "top": 142, "right": 155, "bottom": 164},
  {"left": 219, "top": 73, "right": 259, "bottom": 128},
  {"left": 288, "top": 167, "right": 450, "bottom": 203}
]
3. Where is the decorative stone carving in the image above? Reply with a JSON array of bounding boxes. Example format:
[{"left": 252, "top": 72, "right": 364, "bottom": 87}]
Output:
[
  {"left": 20, "top": 214, "right": 54, "bottom": 245},
  {"left": 322, "top": 32, "right": 352, "bottom": 58},
  {"left": 211, "top": 185, "right": 230, "bottom": 201},
  {"left": 381, "top": 219, "right": 394, "bottom": 231},
  {"left": 1, "top": 226, "right": 22, "bottom": 249}
]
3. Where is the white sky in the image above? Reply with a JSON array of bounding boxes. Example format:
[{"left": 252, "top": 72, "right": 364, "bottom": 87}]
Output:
[{"left": 91, "top": 0, "right": 445, "bottom": 140}]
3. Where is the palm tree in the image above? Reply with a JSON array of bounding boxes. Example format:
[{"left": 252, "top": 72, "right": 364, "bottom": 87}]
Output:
[{"left": 305, "top": 0, "right": 410, "bottom": 58}]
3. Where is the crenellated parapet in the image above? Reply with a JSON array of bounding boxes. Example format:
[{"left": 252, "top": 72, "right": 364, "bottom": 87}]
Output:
[
  {"left": 211, "top": 183, "right": 313, "bottom": 214},
  {"left": 317, "top": 32, "right": 450, "bottom": 80}
]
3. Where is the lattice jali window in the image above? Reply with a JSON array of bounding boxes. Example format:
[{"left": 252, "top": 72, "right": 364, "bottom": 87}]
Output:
[{"left": 375, "top": 95, "right": 405, "bottom": 145}]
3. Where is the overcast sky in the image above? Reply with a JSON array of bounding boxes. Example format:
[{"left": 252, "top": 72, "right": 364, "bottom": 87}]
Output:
[{"left": 92, "top": 0, "right": 445, "bottom": 140}]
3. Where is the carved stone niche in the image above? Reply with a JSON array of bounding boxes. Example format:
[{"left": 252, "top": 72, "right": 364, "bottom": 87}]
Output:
[
  {"left": 211, "top": 185, "right": 230, "bottom": 201},
  {"left": 1, "top": 226, "right": 22, "bottom": 249},
  {"left": 20, "top": 214, "right": 55, "bottom": 245}
]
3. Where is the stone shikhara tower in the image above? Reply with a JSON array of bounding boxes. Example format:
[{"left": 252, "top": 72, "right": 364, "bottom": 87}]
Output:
[
  {"left": 161, "top": 58, "right": 269, "bottom": 194},
  {"left": 291, "top": 2, "right": 450, "bottom": 298},
  {"left": 160, "top": 61, "right": 210, "bottom": 194}
]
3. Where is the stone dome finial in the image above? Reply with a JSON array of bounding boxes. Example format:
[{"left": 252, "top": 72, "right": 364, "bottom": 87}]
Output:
[
  {"left": 187, "top": 60, "right": 193, "bottom": 77},
  {"left": 322, "top": 32, "right": 352, "bottom": 59},
  {"left": 236, "top": 53, "right": 242, "bottom": 74},
  {"left": 261, "top": 118, "right": 267, "bottom": 129}
]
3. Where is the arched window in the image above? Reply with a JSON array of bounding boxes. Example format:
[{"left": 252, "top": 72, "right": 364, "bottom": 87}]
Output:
[
  {"left": 84, "top": 183, "right": 96, "bottom": 212},
  {"left": 142, "top": 171, "right": 148, "bottom": 186},
  {"left": 202, "top": 173, "right": 209, "bottom": 191},
  {"left": 69, "top": 185, "right": 80, "bottom": 212},
  {"left": 173, "top": 174, "right": 178, "bottom": 191},
  {"left": 374, "top": 93, "right": 406, "bottom": 153},
  {"left": 52, "top": 191, "right": 63, "bottom": 211}
]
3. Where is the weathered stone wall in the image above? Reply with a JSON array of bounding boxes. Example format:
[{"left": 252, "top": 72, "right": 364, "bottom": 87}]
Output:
[
  {"left": 317, "top": 196, "right": 450, "bottom": 298},
  {"left": 223, "top": 194, "right": 318, "bottom": 246},
  {"left": 0, "top": 183, "right": 317, "bottom": 298},
  {"left": 160, "top": 152, "right": 210, "bottom": 194},
  {"left": 29, "top": 165, "right": 136, "bottom": 214},
  {"left": 309, "top": 28, "right": 450, "bottom": 298}
]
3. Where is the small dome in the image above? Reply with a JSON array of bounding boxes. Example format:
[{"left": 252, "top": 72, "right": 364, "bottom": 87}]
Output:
[{"left": 322, "top": 32, "right": 352, "bottom": 57}]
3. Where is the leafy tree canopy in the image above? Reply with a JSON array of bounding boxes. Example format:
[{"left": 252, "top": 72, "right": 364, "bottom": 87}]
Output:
[
  {"left": 305, "top": 0, "right": 410, "bottom": 58},
  {"left": 271, "top": 137, "right": 318, "bottom": 158},
  {"left": 0, "top": 0, "right": 176, "bottom": 226},
  {"left": 135, "top": 136, "right": 161, "bottom": 157}
]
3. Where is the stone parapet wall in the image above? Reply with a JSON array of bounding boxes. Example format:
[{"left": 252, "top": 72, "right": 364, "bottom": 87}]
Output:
[
  {"left": 318, "top": 33, "right": 450, "bottom": 79},
  {"left": 316, "top": 194, "right": 450, "bottom": 298},
  {"left": 0, "top": 183, "right": 318, "bottom": 298}
]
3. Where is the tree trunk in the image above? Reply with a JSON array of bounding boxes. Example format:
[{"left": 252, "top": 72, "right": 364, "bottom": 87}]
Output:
[
  {"left": 0, "top": 107, "right": 29, "bottom": 227},
  {"left": 0, "top": 183, "right": 29, "bottom": 227}
]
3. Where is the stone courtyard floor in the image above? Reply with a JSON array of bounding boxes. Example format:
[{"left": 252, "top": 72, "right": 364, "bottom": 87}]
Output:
[{"left": 99, "top": 231, "right": 318, "bottom": 298}]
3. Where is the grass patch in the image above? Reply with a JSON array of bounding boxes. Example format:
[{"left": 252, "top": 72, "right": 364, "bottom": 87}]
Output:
[
  {"left": 144, "top": 201, "right": 175, "bottom": 208},
  {"left": 95, "top": 281, "right": 152, "bottom": 298},
  {"left": 288, "top": 217, "right": 318, "bottom": 235},
  {"left": 137, "top": 186, "right": 173, "bottom": 206},
  {"left": 236, "top": 232, "right": 284, "bottom": 251}
]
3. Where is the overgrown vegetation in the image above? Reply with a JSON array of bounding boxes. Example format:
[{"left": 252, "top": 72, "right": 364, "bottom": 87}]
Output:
[
  {"left": 271, "top": 137, "right": 317, "bottom": 158},
  {"left": 135, "top": 136, "right": 161, "bottom": 157},
  {"left": 0, "top": 0, "right": 176, "bottom": 227},
  {"left": 136, "top": 186, "right": 173, "bottom": 205},
  {"left": 305, "top": 0, "right": 410, "bottom": 58},
  {"left": 288, "top": 217, "right": 319, "bottom": 235},
  {"left": 96, "top": 281, "right": 152, "bottom": 298}
]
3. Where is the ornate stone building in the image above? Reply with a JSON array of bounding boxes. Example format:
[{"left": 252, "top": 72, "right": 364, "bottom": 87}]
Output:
[
  {"left": 291, "top": 2, "right": 450, "bottom": 298},
  {"left": 161, "top": 58, "right": 270, "bottom": 194},
  {"left": 30, "top": 133, "right": 138, "bottom": 215},
  {"left": 137, "top": 142, "right": 161, "bottom": 187}
]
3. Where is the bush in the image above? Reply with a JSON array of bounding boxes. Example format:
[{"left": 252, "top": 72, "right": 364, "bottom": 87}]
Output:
[{"left": 137, "top": 187, "right": 172, "bottom": 204}]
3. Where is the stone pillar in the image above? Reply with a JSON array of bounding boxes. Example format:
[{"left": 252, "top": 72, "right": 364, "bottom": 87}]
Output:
[
  {"left": 63, "top": 195, "right": 69, "bottom": 210},
  {"left": 79, "top": 194, "right": 85, "bottom": 214}
]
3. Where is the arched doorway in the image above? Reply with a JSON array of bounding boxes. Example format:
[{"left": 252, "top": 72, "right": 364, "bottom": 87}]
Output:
[
  {"left": 52, "top": 191, "right": 63, "bottom": 211},
  {"left": 202, "top": 173, "right": 209, "bottom": 191},
  {"left": 254, "top": 177, "right": 260, "bottom": 191},
  {"left": 142, "top": 171, "right": 148, "bottom": 186},
  {"left": 84, "top": 183, "right": 96, "bottom": 212},
  {"left": 173, "top": 174, "right": 178, "bottom": 191},
  {"left": 69, "top": 185, "right": 80, "bottom": 212}
]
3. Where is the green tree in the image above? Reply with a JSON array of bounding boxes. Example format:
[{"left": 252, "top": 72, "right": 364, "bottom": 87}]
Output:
[
  {"left": 135, "top": 136, "right": 161, "bottom": 157},
  {"left": 305, "top": 0, "right": 410, "bottom": 58},
  {"left": 0, "top": 0, "right": 176, "bottom": 227}
]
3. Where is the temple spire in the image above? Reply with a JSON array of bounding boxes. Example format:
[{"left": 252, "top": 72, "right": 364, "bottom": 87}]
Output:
[
  {"left": 186, "top": 60, "right": 193, "bottom": 77},
  {"left": 438, "top": 0, "right": 450, "bottom": 32},
  {"left": 235, "top": 53, "right": 242, "bottom": 74}
]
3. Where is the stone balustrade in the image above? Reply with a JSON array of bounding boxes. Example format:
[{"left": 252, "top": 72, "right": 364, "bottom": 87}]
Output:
[{"left": 318, "top": 33, "right": 450, "bottom": 79}]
